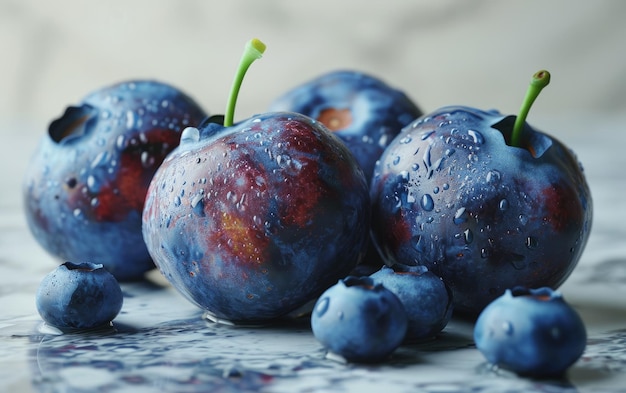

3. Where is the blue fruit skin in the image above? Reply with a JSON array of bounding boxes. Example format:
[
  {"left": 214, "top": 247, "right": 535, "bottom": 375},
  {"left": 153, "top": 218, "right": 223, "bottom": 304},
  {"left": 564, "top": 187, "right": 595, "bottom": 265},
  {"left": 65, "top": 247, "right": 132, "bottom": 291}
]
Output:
[
  {"left": 142, "top": 112, "right": 370, "bottom": 324},
  {"left": 36, "top": 262, "right": 124, "bottom": 331},
  {"left": 473, "top": 287, "right": 587, "bottom": 377},
  {"left": 269, "top": 70, "right": 422, "bottom": 182},
  {"left": 311, "top": 276, "right": 408, "bottom": 363},
  {"left": 370, "top": 106, "right": 593, "bottom": 315},
  {"left": 370, "top": 264, "right": 453, "bottom": 341},
  {"left": 23, "top": 81, "right": 207, "bottom": 281}
]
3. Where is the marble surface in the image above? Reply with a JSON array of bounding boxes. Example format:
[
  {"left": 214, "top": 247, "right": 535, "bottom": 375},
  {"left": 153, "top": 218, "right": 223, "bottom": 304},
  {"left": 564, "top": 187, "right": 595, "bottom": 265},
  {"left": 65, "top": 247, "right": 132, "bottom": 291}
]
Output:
[
  {"left": 2, "top": 1, "right": 626, "bottom": 391},
  {"left": 1, "top": 112, "right": 626, "bottom": 392}
]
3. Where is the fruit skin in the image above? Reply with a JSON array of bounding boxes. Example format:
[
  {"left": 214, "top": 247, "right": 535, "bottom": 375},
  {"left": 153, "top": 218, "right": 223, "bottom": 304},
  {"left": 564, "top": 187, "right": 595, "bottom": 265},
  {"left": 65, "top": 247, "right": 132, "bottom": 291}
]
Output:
[
  {"left": 142, "top": 112, "right": 370, "bottom": 324},
  {"left": 23, "top": 80, "right": 207, "bottom": 281},
  {"left": 311, "top": 276, "right": 408, "bottom": 363},
  {"left": 269, "top": 70, "right": 422, "bottom": 181},
  {"left": 370, "top": 264, "right": 453, "bottom": 341},
  {"left": 473, "top": 287, "right": 587, "bottom": 377},
  {"left": 370, "top": 106, "right": 593, "bottom": 315},
  {"left": 36, "top": 261, "right": 124, "bottom": 331}
]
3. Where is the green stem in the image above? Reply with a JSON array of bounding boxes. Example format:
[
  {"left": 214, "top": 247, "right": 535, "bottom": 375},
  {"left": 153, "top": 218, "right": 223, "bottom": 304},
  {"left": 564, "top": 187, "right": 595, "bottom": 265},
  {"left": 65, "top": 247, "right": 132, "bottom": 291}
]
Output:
[
  {"left": 510, "top": 70, "right": 551, "bottom": 147},
  {"left": 224, "top": 38, "right": 267, "bottom": 127}
]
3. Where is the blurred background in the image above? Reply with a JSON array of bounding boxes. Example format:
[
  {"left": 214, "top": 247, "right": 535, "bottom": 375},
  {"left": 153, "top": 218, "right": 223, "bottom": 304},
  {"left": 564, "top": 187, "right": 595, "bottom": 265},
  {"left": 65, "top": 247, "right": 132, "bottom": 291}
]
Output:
[{"left": 2, "top": 0, "right": 625, "bottom": 130}]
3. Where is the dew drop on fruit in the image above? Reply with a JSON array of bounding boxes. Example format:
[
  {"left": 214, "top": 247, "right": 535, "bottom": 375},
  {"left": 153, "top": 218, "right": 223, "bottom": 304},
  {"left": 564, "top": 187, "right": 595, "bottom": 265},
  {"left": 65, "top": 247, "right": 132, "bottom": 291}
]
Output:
[
  {"left": 526, "top": 236, "right": 538, "bottom": 249},
  {"left": 499, "top": 199, "right": 509, "bottom": 211},
  {"left": 453, "top": 207, "right": 467, "bottom": 225},
  {"left": 486, "top": 170, "right": 501, "bottom": 184},
  {"left": 87, "top": 175, "right": 101, "bottom": 193},
  {"left": 399, "top": 136, "right": 412, "bottom": 144},
  {"left": 180, "top": 127, "right": 200, "bottom": 144},
  {"left": 518, "top": 214, "right": 528, "bottom": 226},
  {"left": 467, "top": 129, "right": 484, "bottom": 144},
  {"left": 463, "top": 228, "right": 473, "bottom": 244},
  {"left": 392, "top": 156, "right": 401, "bottom": 166},
  {"left": 420, "top": 194, "right": 434, "bottom": 211},
  {"left": 125, "top": 110, "right": 135, "bottom": 130},
  {"left": 173, "top": 196, "right": 182, "bottom": 207},
  {"left": 315, "top": 297, "right": 330, "bottom": 317}
]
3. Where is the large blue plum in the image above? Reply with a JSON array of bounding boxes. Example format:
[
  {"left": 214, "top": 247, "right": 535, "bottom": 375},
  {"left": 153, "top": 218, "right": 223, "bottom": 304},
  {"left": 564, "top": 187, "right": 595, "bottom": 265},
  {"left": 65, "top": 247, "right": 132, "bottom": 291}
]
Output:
[
  {"left": 269, "top": 70, "right": 422, "bottom": 182},
  {"left": 142, "top": 112, "right": 370, "bottom": 324},
  {"left": 23, "top": 81, "right": 207, "bottom": 281},
  {"left": 370, "top": 106, "right": 592, "bottom": 315}
]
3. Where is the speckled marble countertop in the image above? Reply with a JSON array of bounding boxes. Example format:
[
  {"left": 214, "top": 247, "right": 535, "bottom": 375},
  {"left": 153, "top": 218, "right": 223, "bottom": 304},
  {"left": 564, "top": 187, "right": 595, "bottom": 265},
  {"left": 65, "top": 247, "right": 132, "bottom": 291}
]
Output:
[{"left": 1, "top": 112, "right": 625, "bottom": 393}]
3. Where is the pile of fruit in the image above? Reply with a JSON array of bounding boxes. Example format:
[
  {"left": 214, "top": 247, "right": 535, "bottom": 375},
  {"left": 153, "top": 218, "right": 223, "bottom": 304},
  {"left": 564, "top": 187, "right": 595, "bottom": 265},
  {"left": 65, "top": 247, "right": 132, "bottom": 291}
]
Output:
[{"left": 24, "top": 38, "right": 592, "bottom": 377}]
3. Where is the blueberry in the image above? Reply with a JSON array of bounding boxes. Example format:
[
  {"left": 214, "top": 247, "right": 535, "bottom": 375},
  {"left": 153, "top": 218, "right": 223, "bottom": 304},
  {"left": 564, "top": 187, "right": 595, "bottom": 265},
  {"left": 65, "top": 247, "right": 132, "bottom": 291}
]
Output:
[
  {"left": 473, "top": 287, "right": 587, "bottom": 377},
  {"left": 35, "top": 262, "right": 124, "bottom": 331},
  {"left": 310, "top": 276, "right": 408, "bottom": 363},
  {"left": 269, "top": 70, "right": 422, "bottom": 182},
  {"left": 370, "top": 264, "right": 453, "bottom": 341},
  {"left": 23, "top": 80, "right": 207, "bottom": 281}
]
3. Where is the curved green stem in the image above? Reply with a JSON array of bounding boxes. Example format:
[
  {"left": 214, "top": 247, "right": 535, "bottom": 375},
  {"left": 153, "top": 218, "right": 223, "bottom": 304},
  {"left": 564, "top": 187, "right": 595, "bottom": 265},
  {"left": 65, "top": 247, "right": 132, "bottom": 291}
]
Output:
[
  {"left": 510, "top": 70, "right": 551, "bottom": 147},
  {"left": 224, "top": 38, "right": 267, "bottom": 127}
]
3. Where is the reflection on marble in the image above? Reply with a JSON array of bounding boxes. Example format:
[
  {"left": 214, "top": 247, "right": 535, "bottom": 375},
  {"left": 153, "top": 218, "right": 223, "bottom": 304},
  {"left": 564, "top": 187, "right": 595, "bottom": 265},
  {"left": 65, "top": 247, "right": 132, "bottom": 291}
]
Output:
[{"left": 2, "top": 113, "right": 626, "bottom": 393}]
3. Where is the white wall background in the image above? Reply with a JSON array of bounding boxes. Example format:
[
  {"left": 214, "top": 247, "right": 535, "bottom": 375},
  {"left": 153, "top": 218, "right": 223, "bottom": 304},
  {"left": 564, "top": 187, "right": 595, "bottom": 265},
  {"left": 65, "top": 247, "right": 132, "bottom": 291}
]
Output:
[{"left": 2, "top": 0, "right": 625, "bottom": 131}]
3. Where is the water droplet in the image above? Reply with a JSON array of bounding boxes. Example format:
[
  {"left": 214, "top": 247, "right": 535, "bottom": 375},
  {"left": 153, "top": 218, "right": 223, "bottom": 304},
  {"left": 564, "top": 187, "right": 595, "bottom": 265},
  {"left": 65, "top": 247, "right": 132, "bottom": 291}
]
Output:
[
  {"left": 433, "top": 186, "right": 440, "bottom": 194},
  {"left": 481, "top": 248, "right": 490, "bottom": 258},
  {"left": 73, "top": 208, "right": 82, "bottom": 218},
  {"left": 86, "top": 175, "right": 101, "bottom": 193},
  {"left": 453, "top": 207, "right": 467, "bottom": 224},
  {"left": 486, "top": 170, "right": 502, "bottom": 184},
  {"left": 519, "top": 214, "right": 528, "bottom": 225},
  {"left": 467, "top": 129, "right": 484, "bottom": 144},
  {"left": 411, "top": 163, "right": 419, "bottom": 172},
  {"left": 463, "top": 229, "right": 473, "bottom": 244},
  {"left": 420, "top": 130, "right": 435, "bottom": 140},
  {"left": 412, "top": 235, "right": 425, "bottom": 253},
  {"left": 315, "top": 297, "right": 329, "bottom": 317},
  {"left": 180, "top": 127, "right": 200, "bottom": 144},
  {"left": 173, "top": 196, "right": 182, "bottom": 207},
  {"left": 392, "top": 156, "right": 401, "bottom": 165},
  {"left": 141, "top": 152, "right": 155, "bottom": 168},
  {"left": 125, "top": 110, "right": 135, "bottom": 129},
  {"left": 499, "top": 199, "right": 509, "bottom": 211},
  {"left": 420, "top": 194, "right": 434, "bottom": 211},
  {"left": 526, "top": 236, "right": 538, "bottom": 249},
  {"left": 399, "top": 136, "right": 412, "bottom": 144}
]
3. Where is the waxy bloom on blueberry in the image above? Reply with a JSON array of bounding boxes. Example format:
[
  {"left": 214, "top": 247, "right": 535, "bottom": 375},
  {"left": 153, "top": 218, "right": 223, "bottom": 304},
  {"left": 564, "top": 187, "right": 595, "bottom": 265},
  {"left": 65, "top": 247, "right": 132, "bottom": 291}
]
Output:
[
  {"left": 36, "top": 262, "right": 124, "bottom": 331},
  {"left": 311, "top": 276, "right": 408, "bottom": 363},
  {"left": 474, "top": 287, "right": 587, "bottom": 378},
  {"left": 370, "top": 264, "right": 453, "bottom": 341}
]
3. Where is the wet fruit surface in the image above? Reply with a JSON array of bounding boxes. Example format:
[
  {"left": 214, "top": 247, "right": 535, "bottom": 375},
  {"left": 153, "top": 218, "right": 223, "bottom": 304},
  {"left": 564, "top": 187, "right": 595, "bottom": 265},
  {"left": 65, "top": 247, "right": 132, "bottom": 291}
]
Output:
[
  {"left": 23, "top": 80, "right": 207, "bottom": 280},
  {"left": 269, "top": 70, "right": 422, "bottom": 181},
  {"left": 142, "top": 112, "right": 370, "bottom": 324},
  {"left": 370, "top": 106, "right": 593, "bottom": 315},
  {"left": 474, "top": 287, "right": 587, "bottom": 377}
]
